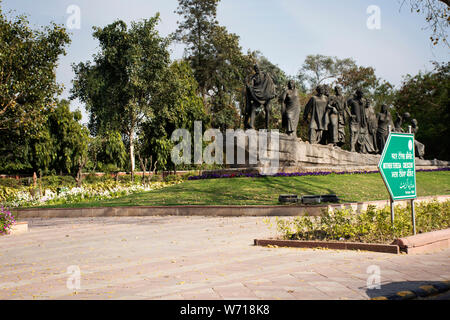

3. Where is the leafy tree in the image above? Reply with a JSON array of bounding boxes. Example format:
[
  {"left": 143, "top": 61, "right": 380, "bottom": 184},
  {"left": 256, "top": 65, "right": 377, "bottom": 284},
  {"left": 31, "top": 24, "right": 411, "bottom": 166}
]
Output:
[
  {"left": 207, "top": 26, "right": 254, "bottom": 131},
  {"left": 0, "top": 5, "right": 70, "bottom": 174},
  {"left": 297, "top": 55, "right": 356, "bottom": 91},
  {"left": 336, "top": 66, "right": 379, "bottom": 95},
  {"left": 139, "top": 60, "right": 208, "bottom": 170},
  {"left": 90, "top": 131, "right": 127, "bottom": 172},
  {"left": 46, "top": 100, "right": 90, "bottom": 175},
  {"left": 0, "top": 116, "right": 54, "bottom": 173},
  {"left": 71, "top": 16, "right": 171, "bottom": 180},
  {"left": 372, "top": 80, "right": 396, "bottom": 110},
  {"left": 173, "top": 0, "right": 220, "bottom": 104},
  {"left": 297, "top": 54, "right": 395, "bottom": 110},
  {"left": 0, "top": 4, "right": 70, "bottom": 132},
  {"left": 0, "top": 99, "right": 89, "bottom": 176},
  {"left": 394, "top": 62, "right": 450, "bottom": 160}
]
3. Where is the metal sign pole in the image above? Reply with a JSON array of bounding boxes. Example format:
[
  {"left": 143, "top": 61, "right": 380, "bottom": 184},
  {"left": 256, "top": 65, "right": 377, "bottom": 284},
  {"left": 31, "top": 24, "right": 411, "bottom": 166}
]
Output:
[
  {"left": 409, "top": 125, "right": 417, "bottom": 236},
  {"left": 391, "top": 198, "right": 395, "bottom": 230},
  {"left": 411, "top": 199, "right": 416, "bottom": 235}
]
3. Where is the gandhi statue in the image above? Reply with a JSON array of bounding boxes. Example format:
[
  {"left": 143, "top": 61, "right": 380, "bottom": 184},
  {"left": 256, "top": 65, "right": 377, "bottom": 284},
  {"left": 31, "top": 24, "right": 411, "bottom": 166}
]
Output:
[{"left": 244, "top": 64, "right": 277, "bottom": 129}]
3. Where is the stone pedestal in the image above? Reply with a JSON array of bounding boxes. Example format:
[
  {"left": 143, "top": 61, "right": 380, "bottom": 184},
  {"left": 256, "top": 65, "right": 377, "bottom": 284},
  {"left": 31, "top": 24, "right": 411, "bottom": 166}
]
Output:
[{"left": 226, "top": 133, "right": 449, "bottom": 174}]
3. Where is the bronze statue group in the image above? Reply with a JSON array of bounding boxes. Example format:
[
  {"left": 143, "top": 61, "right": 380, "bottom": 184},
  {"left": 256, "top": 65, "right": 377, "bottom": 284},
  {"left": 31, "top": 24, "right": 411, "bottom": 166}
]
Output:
[{"left": 244, "top": 64, "right": 425, "bottom": 159}]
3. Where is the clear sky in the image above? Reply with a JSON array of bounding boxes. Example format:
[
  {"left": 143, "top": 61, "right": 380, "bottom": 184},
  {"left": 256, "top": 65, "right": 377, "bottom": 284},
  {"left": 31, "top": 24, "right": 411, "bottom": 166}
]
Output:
[{"left": 2, "top": 0, "right": 449, "bottom": 123}]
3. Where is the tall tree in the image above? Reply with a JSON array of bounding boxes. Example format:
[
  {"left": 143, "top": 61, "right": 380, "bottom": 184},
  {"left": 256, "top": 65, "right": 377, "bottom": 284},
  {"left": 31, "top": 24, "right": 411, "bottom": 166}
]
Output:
[
  {"left": 0, "top": 3, "right": 70, "bottom": 131},
  {"left": 139, "top": 60, "right": 208, "bottom": 170},
  {"left": 394, "top": 62, "right": 450, "bottom": 160},
  {"left": 336, "top": 66, "right": 380, "bottom": 95},
  {"left": 46, "top": 99, "right": 90, "bottom": 176},
  {"left": 207, "top": 26, "right": 254, "bottom": 131},
  {"left": 71, "top": 16, "right": 171, "bottom": 180},
  {"left": 0, "top": 99, "right": 89, "bottom": 175},
  {"left": 297, "top": 55, "right": 356, "bottom": 91},
  {"left": 174, "top": 0, "right": 220, "bottom": 105}
]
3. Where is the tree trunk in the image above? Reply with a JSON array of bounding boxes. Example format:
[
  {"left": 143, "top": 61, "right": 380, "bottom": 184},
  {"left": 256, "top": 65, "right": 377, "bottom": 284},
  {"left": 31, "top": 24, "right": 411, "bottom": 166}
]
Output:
[
  {"left": 38, "top": 170, "right": 42, "bottom": 199},
  {"left": 129, "top": 128, "right": 135, "bottom": 182},
  {"left": 137, "top": 152, "right": 147, "bottom": 187}
]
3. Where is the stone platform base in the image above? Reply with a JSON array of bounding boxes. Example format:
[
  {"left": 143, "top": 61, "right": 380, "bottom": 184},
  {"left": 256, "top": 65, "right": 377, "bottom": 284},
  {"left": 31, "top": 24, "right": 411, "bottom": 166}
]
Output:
[{"left": 223, "top": 134, "right": 449, "bottom": 174}]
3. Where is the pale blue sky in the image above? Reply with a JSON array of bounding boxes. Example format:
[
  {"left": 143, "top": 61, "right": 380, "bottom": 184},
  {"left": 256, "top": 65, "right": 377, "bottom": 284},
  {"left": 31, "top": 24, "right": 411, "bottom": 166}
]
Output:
[{"left": 2, "top": 0, "right": 449, "bottom": 123}]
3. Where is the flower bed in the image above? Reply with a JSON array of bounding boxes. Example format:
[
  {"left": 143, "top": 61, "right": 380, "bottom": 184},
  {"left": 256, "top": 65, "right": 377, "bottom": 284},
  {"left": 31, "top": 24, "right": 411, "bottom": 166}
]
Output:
[
  {"left": 188, "top": 168, "right": 450, "bottom": 181},
  {"left": 0, "top": 181, "right": 181, "bottom": 208},
  {"left": 0, "top": 207, "right": 16, "bottom": 235},
  {"left": 268, "top": 200, "right": 450, "bottom": 244}
]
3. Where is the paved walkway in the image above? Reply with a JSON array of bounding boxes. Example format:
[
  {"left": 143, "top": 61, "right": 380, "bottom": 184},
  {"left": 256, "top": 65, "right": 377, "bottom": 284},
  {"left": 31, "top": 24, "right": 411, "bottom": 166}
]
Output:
[{"left": 0, "top": 216, "right": 449, "bottom": 300}]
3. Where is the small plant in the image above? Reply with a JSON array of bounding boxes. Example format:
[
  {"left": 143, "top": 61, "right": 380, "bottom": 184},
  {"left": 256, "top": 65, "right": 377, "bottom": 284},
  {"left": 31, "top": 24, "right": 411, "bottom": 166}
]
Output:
[
  {"left": 163, "top": 174, "right": 182, "bottom": 183},
  {"left": 0, "top": 207, "right": 16, "bottom": 235}
]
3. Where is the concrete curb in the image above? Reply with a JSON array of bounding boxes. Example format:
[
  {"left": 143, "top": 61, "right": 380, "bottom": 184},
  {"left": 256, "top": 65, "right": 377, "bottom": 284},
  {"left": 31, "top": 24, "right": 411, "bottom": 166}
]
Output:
[
  {"left": 255, "top": 228, "right": 450, "bottom": 255},
  {"left": 371, "top": 281, "right": 450, "bottom": 300},
  {"left": 254, "top": 239, "right": 400, "bottom": 254},
  {"left": 10, "top": 195, "right": 450, "bottom": 220},
  {"left": 392, "top": 228, "right": 450, "bottom": 254}
]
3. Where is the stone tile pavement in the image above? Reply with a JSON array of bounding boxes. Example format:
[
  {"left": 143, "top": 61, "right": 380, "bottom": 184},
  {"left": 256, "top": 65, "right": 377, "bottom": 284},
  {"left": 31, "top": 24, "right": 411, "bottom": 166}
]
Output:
[{"left": 0, "top": 216, "right": 448, "bottom": 300}]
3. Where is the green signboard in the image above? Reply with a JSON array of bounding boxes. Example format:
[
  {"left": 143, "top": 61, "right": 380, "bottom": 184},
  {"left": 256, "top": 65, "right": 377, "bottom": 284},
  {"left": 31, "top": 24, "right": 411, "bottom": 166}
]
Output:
[{"left": 378, "top": 133, "right": 417, "bottom": 201}]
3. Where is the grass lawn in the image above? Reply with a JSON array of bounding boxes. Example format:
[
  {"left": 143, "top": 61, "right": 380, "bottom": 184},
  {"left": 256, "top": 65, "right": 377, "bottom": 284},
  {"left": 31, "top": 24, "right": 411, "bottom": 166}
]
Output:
[{"left": 33, "top": 171, "right": 450, "bottom": 208}]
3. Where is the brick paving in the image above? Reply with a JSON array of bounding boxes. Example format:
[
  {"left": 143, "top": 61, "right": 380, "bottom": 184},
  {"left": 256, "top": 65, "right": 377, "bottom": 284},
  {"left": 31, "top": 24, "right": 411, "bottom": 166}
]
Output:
[{"left": 0, "top": 216, "right": 449, "bottom": 300}]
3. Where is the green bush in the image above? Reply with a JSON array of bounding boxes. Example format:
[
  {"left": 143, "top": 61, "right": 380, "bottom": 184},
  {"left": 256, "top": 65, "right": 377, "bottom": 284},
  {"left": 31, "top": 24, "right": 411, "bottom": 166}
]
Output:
[
  {"left": 163, "top": 174, "right": 182, "bottom": 183},
  {"left": 41, "top": 175, "right": 76, "bottom": 188},
  {"left": 0, "top": 178, "right": 28, "bottom": 188},
  {"left": 150, "top": 174, "right": 162, "bottom": 182},
  {"left": 274, "top": 201, "right": 450, "bottom": 244}
]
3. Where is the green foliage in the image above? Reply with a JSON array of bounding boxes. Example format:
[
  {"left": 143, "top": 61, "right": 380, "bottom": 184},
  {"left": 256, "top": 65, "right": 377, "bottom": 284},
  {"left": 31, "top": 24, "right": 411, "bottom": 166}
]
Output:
[
  {"left": 336, "top": 65, "right": 379, "bottom": 96},
  {"left": 207, "top": 26, "right": 254, "bottom": 131},
  {"left": 297, "top": 55, "right": 356, "bottom": 91},
  {"left": 90, "top": 131, "right": 127, "bottom": 171},
  {"left": 174, "top": 0, "right": 255, "bottom": 131},
  {"left": 173, "top": 0, "right": 220, "bottom": 100},
  {"left": 297, "top": 54, "right": 395, "bottom": 111},
  {"left": 0, "top": 7, "right": 71, "bottom": 173},
  {"left": 47, "top": 100, "right": 90, "bottom": 174},
  {"left": 19, "top": 171, "right": 448, "bottom": 208},
  {"left": 274, "top": 201, "right": 450, "bottom": 244},
  {"left": 0, "top": 99, "right": 89, "bottom": 174},
  {"left": 71, "top": 15, "right": 171, "bottom": 173},
  {"left": 394, "top": 62, "right": 450, "bottom": 160},
  {"left": 139, "top": 60, "right": 208, "bottom": 170},
  {"left": 0, "top": 6, "right": 70, "bottom": 131}
]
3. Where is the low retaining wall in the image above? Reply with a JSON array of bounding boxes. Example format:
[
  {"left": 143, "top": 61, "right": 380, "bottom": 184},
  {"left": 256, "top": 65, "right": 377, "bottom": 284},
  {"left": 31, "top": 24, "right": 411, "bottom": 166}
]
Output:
[
  {"left": 254, "top": 228, "right": 450, "bottom": 255},
  {"left": 393, "top": 228, "right": 450, "bottom": 254},
  {"left": 11, "top": 195, "right": 449, "bottom": 220}
]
